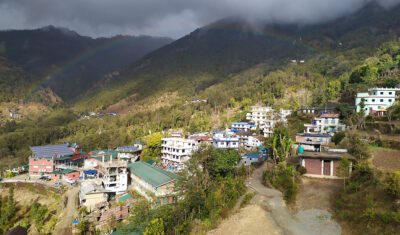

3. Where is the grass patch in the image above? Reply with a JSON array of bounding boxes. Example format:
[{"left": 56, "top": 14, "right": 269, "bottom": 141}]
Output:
[
  {"left": 368, "top": 145, "right": 394, "bottom": 151},
  {"left": 240, "top": 193, "right": 255, "bottom": 208}
]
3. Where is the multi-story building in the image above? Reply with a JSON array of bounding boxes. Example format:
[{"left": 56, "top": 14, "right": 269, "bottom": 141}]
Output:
[
  {"left": 212, "top": 132, "right": 239, "bottom": 150},
  {"left": 246, "top": 136, "right": 265, "bottom": 148},
  {"left": 28, "top": 144, "right": 80, "bottom": 177},
  {"left": 128, "top": 161, "right": 179, "bottom": 205},
  {"left": 246, "top": 106, "right": 292, "bottom": 137},
  {"left": 161, "top": 137, "right": 198, "bottom": 171},
  {"left": 98, "top": 157, "right": 128, "bottom": 194},
  {"left": 295, "top": 133, "right": 332, "bottom": 152},
  {"left": 304, "top": 114, "right": 346, "bottom": 134},
  {"left": 355, "top": 87, "right": 400, "bottom": 116},
  {"left": 116, "top": 144, "right": 143, "bottom": 163},
  {"left": 229, "top": 122, "right": 256, "bottom": 132}
]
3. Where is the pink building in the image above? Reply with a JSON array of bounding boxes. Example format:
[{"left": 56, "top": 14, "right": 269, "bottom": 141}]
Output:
[{"left": 29, "top": 143, "right": 82, "bottom": 177}]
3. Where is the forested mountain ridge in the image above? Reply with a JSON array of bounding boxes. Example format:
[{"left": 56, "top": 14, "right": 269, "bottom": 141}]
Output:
[
  {"left": 77, "top": 2, "right": 400, "bottom": 110},
  {"left": 0, "top": 26, "right": 173, "bottom": 102}
]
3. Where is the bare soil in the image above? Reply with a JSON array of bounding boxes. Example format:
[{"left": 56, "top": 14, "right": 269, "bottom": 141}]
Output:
[
  {"left": 291, "top": 177, "right": 341, "bottom": 213},
  {"left": 207, "top": 203, "right": 284, "bottom": 235},
  {"left": 371, "top": 149, "right": 400, "bottom": 172}
]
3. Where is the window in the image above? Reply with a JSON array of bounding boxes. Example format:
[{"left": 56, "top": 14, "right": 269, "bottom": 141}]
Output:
[
  {"left": 389, "top": 92, "right": 393, "bottom": 95},
  {"left": 372, "top": 99, "right": 375, "bottom": 102},
  {"left": 365, "top": 99, "right": 368, "bottom": 102},
  {"left": 373, "top": 92, "right": 376, "bottom": 95},
  {"left": 389, "top": 99, "right": 392, "bottom": 102},
  {"left": 380, "top": 92, "right": 384, "bottom": 95},
  {"left": 380, "top": 99, "right": 384, "bottom": 102}
]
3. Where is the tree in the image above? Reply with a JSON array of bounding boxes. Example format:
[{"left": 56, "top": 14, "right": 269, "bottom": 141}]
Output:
[
  {"left": 77, "top": 219, "right": 90, "bottom": 234},
  {"left": 383, "top": 171, "right": 400, "bottom": 197},
  {"left": 144, "top": 218, "right": 165, "bottom": 235},
  {"left": 336, "top": 157, "right": 351, "bottom": 190}
]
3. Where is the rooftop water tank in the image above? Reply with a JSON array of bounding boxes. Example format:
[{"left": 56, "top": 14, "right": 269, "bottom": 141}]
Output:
[{"left": 298, "top": 145, "right": 304, "bottom": 154}]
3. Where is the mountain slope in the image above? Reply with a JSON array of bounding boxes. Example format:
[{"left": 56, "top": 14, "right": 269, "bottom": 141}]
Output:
[
  {"left": 0, "top": 26, "right": 173, "bottom": 101},
  {"left": 79, "top": 2, "right": 400, "bottom": 110}
]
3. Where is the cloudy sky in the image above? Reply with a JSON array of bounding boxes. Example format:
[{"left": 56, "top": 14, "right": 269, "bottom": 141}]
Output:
[{"left": 0, "top": 0, "right": 399, "bottom": 39}]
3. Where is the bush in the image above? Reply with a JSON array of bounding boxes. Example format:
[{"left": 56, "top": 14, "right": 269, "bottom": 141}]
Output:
[
  {"left": 240, "top": 193, "right": 255, "bottom": 208},
  {"left": 264, "top": 165, "right": 299, "bottom": 203},
  {"left": 297, "top": 166, "right": 307, "bottom": 175},
  {"left": 383, "top": 171, "right": 400, "bottom": 198},
  {"left": 332, "top": 131, "right": 346, "bottom": 145}
]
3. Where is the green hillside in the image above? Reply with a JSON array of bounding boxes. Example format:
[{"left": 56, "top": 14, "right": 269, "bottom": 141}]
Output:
[
  {"left": 77, "top": 2, "right": 400, "bottom": 110},
  {"left": 0, "top": 26, "right": 173, "bottom": 102}
]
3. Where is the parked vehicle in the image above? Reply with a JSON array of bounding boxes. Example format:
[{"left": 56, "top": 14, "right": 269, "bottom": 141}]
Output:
[
  {"left": 64, "top": 178, "right": 75, "bottom": 184},
  {"left": 39, "top": 176, "right": 51, "bottom": 181},
  {"left": 54, "top": 182, "right": 63, "bottom": 187}
]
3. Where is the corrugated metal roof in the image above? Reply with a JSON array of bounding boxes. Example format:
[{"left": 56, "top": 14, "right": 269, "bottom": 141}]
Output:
[
  {"left": 116, "top": 145, "right": 139, "bottom": 152},
  {"left": 118, "top": 194, "right": 133, "bottom": 202},
  {"left": 128, "top": 162, "right": 179, "bottom": 188},
  {"left": 30, "top": 144, "right": 74, "bottom": 158}
]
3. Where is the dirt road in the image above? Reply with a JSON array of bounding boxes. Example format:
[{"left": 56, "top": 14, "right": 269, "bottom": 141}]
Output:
[
  {"left": 55, "top": 186, "right": 80, "bottom": 235},
  {"left": 208, "top": 162, "right": 342, "bottom": 235}
]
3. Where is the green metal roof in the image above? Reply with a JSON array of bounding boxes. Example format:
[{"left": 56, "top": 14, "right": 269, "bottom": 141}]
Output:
[
  {"left": 118, "top": 194, "right": 133, "bottom": 202},
  {"left": 146, "top": 160, "right": 155, "bottom": 165},
  {"left": 128, "top": 162, "right": 179, "bottom": 188},
  {"left": 244, "top": 152, "right": 262, "bottom": 157}
]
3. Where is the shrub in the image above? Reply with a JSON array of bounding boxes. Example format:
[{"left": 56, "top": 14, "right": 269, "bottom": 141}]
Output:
[
  {"left": 332, "top": 131, "right": 346, "bottom": 145},
  {"left": 297, "top": 166, "right": 307, "bottom": 175},
  {"left": 383, "top": 171, "right": 400, "bottom": 198},
  {"left": 240, "top": 193, "right": 255, "bottom": 208}
]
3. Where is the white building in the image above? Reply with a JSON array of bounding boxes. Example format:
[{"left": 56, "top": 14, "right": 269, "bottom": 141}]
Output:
[
  {"left": 230, "top": 122, "right": 256, "bottom": 132},
  {"left": 161, "top": 137, "right": 198, "bottom": 171},
  {"left": 246, "top": 136, "right": 264, "bottom": 148},
  {"left": 304, "top": 114, "right": 346, "bottom": 134},
  {"left": 246, "top": 106, "right": 292, "bottom": 137},
  {"left": 98, "top": 157, "right": 128, "bottom": 194},
  {"left": 212, "top": 132, "right": 239, "bottom": 150},
  {"left": 355, "top": 88, "right": 400, "bottom": 116}
]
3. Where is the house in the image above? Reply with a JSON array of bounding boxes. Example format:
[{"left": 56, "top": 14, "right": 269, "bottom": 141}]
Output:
[
  {"left": 298, "top": 106, "right": 356, "bottom": 115},
  {"left": 298, "top": 151, "right": 355, "bottom": 178},
  {"left": 246, "top": 106, "right": 291, "bottom": 137},
  {"left": 116, "top": 144, "right": 143, "bottom": 162},
  {"left": 79, "top": 182, "right": 109, "bottom": 211},
  {"left": 229, "top": 122, "right": 256, "bottom": 132},
  {"left": 240, "top": 152, "right": 264, "bottom": 166},
  {"left": 128, "top": 161, "right": 179, "bottom": 205},
  {"left": 99, "top": 157, "right": 128, "bottom": 194},
  {"left": 295, "top": 133, "right": 332, "bottom": 152},
  {"left": 235, "top": 131, "right": 254, "bottom": 146},
  {"left": 189, "top": 135, "right": 213, "bottom": 146},
  {"left": 212, "top": 132, "right": 239, "bottom": 150},
  {"left": 48, "top": 169, "right": 80, "bottom": 181},
  {"left": 161, "top": 137, "right": 198, "bottom": 171},
  {"left": 246, "top": 136, "right": 264, "bottom": 148},
  {"left": 355, "top": 87, "right": 400, "bottom": 116},
  {"left": 84, "top": 149, "right": 117, "bottom": 169},
  {"left": 29, "top": 144, "right": 76, "bottom": 177},
  {"left": 304, "top": 114, "right": 346, "bottom": 134}
]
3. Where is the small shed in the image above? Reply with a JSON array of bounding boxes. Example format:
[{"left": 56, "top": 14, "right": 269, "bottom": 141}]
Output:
[{"left": 299, "top": 151, "right": 355, "bottom": 178}]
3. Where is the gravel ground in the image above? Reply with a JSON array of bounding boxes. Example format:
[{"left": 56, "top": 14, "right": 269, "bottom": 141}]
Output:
[{"left": 208, "top": 162, "right": 342, "bottom": 235}]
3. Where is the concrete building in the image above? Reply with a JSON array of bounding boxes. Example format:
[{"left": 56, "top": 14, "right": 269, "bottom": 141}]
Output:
[
  {"left": 246, "top": 136, "right": 264, "bottom": 148},
  {"left": 116, "top": 144, "right": 143, "bottom": 163},
  {"left": 355, "top": 87, "right": 400, "bottom": 116},
  {"left": 79, "top": 182, "right": 109, "bottom": 212},
  {"left": 98, "top": 155, "right": 128, "bottom": 194},
  {"left": 28, "top": 144, "right": 79, "bottom": 177},
  {"left": 295, "top": 133, "right": 332, "bottom": 152},
  {"left": 161, "top": 137, "right": 198, "bottom": 171},
  {"left": 229, "top": 122, "right": 256, "bottom": 132},
  {"left": 246, "top": 106, "right": 292, "bottom": 137},
  {"left": 212, "top": 132, "right": 239, "bottom": 150},
  {"left": 304, "top": 114, "right": 346, "bottom": 134},
  {"left": 299, "top": 151, "right": 355, "bottom": 178},
  {"left": 128, "top": 161, "right": 179, "bottom": 205}
]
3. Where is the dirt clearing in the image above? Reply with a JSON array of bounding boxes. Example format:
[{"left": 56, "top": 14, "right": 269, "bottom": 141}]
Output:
[{"left": 371, "top": 148, "right": 400, "bottom": 172}]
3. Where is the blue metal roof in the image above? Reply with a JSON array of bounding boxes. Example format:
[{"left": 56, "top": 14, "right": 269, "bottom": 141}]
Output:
[
  {"left": 30, "top": 144, "right": 74, "bottom": 158},
  {"left": 232, "top": 122, "right": 250, "bottom": 125}
]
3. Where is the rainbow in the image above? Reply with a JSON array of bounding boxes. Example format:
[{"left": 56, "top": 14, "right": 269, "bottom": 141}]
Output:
[{"left": 25, "top": 35, "right": 138, "bottom": 101}]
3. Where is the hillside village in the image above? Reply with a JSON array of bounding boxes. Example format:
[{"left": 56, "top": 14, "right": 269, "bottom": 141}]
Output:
[{"left": 1, "top": 86, "right": 399, "bottom": 234}]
